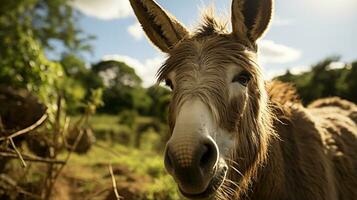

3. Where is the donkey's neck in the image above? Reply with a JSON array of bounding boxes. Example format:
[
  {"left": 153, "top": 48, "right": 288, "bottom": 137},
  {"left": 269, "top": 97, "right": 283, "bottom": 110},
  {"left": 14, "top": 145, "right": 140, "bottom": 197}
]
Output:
[
  {"left": 243, "top": 131, "right": 286, "bottom": 200},
  {"left": 238, "top": 81, "right": 303, "bottom": 199},
  {"left": 240, "top": 81, "right": 300, "bottom": 199},
  {"left": 241, "top": 104, "right": 321, "bottom": 200},
  {"left": 232, "top": 113, "right": 287, "bottom": 199}
]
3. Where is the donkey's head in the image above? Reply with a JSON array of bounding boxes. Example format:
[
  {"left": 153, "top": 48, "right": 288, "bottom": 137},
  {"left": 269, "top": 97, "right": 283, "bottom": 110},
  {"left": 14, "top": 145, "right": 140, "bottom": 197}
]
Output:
[{"left": 130, "top": 0, "right": 275, "bottom": 199}]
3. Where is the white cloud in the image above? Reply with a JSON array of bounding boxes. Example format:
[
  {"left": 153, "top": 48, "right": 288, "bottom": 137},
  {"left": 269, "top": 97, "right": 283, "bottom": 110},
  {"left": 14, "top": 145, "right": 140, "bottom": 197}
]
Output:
[
  {"left": 102, "top": 54, "right": 165, "bottom": 87},
  {"left": 70, "top": 0, "right": 133, "bottom": 20},
  {"left": 265, "top": 61, "right": 347, "bottom": 80},
  {"left": 328, "top": 62, "right": 345, "bottom": 70},
  {"left": 127, "top": 22, "right": 144, "bottom": 40},
  {"left": 289, "top": 65, "right": 310, "bottom": 75},
  {"left": 273, "top": 16, "right": 293, "bottom": 26},
  {"left": 258, "top": 40, "right": 301, "bottom": 64},
  {"left": 263, "top": 68, "right": 286, "bottom": 80},
  {"left": 262, "top": 65, "right": 310, "bottom": 80}
]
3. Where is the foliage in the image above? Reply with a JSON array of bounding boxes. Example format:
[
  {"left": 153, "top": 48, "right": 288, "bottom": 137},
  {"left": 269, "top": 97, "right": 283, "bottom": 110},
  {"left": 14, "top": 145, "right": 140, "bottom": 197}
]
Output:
[
  {"left": 86, "top": 88, "right": 104, "bottom": 115},
  {"left": 336, "top": 61, "right": 357, "bottom": 102},
  {"left": 84, "top": 114, "right": 168, "bottom": 151},
  {"left": 276, "top": 57, "right": 357, "bottom": 104},
  {"left": 92, "top": 60, "right": 142, "bottom": 88},
  {"left": 0, "top": 29, "right": 63, "bottom": 118},
  {"left": 60, "top": 54, "right": 103, "bottom": 113},
  {"left": 0, "top": 0, "right": 92, "bottom": 52},
  {"left": 0, "top": 0, "right": 177, "bottom": 199},
  {"left": 92, "top": 60, "right": 152, "bottom": 114},
  {"left": 118, "top": 110, "right": 138, "bottom": 128},
  {"left": 146, "top": 85, "right": 171, "bottom": 122},
  {"left": 0, "top": 0, "right": 94, "bottom": 116},
  {"left": 0, "top": 85, "right": 102, "bottom": 199}
]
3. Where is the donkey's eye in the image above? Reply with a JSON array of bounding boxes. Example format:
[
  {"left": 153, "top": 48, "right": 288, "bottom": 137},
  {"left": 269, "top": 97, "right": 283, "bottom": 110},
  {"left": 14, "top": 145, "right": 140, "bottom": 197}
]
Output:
[
  {"left": 232, "top": 71, "right": 251, "bottom": 86},
  {"left": 165, "top": 79, "right": 174, "bottom": 90}
]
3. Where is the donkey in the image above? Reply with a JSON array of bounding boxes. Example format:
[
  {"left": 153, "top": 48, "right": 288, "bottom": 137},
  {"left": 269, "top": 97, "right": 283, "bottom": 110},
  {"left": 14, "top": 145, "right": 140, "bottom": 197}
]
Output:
[{"left": 129, "top": 0, "right": 357, "bottom": 199}]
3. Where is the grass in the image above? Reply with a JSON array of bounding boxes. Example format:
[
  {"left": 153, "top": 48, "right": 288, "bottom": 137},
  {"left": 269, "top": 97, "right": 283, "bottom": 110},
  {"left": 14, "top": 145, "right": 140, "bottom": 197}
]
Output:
[
  {"left": 1, "top": 114, "right": 179, "bottom": 199},
  {"left": 61, "top": 141, "right": 181, "bottom": 200},
  {"left": 70, "top": 114, "right": 123, "bottom": 133},
  {"left": 61, "top": 114, "right": 181, "bottom": 199}
]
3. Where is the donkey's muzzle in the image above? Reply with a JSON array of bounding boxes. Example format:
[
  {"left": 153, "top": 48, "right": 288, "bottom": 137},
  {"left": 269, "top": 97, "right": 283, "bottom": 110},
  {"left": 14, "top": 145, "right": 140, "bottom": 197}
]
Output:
[{"left": 164, "top": 137, "right": 219, "bottom": 195}]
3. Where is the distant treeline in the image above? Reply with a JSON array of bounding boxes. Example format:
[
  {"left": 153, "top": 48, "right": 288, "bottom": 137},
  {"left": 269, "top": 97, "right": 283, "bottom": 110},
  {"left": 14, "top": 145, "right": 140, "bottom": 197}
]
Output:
[
  {"left": 60, "top": 57, "right": 171, "bottom": 122},
  {"left": 276, "top": 57, "right": 357, "bottom": 105}
]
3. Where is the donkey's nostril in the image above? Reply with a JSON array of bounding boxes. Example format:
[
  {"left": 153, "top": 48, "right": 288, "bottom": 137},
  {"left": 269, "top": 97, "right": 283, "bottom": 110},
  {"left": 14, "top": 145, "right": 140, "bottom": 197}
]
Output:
[
  {"left": 164, "top": 137, "right": 219, "bottom": 195},
  {"left": 200, "top": 145, "right": 210, "bottom": 166},
  {"left": 199, "top": 140, "right": 218, "bottom": 171}
]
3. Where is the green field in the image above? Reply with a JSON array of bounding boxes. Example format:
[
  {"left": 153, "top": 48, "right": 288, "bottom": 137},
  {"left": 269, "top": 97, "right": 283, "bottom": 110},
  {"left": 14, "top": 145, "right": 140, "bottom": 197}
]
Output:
[
  {"left": 62, "top": 114, "right": 180, "bottom": 200},
  {"left": 1, "top": 114, "right": 180, "bottom": 200},
  {"left": 55, "top": 142, "right": 180, "bottom": 200}
]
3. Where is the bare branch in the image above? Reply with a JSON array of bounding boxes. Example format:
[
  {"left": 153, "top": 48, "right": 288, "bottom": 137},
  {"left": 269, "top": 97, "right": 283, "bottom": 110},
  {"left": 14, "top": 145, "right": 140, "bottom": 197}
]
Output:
[
  {"left": 61, "top": 116, "right": 71, "bottom": 148},
  {"left": 0, "top": 152, "right": 65, "bottom": 165},
  {"left": 45, "top": 127, "right": 85, "bottom": 198},
  {"left": 9, "top": 138, "right": 27, "bottom": 168},
  {"left": 0, "top": 113, "right": 48, "bottom": 141},
  {"left": 108, "top": 163, "right": 122, "bottom": 200}
]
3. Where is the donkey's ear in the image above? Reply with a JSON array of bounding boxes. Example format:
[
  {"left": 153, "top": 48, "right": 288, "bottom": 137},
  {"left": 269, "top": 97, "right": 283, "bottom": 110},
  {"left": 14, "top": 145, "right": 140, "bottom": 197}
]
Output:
[
  {"left": 231, "top": 0, "right": 273, "bottom": 42},
  {"left": 129, "top": 0, "right": 189, "bottom": 53}
]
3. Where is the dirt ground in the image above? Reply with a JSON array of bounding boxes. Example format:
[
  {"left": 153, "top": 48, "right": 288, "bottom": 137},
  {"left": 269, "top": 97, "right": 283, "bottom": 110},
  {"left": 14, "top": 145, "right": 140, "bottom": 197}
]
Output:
[{"left": 51, "top": 164, "right": 153, "bottom": 200}]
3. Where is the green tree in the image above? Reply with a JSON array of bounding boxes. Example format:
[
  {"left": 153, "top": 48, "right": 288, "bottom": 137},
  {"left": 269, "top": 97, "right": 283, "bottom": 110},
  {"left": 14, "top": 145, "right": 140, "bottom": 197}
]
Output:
[
  {"left": 92, "top": 60, "right": 151, "bottom": 114},
  {"left": 60, "top": 54, "right": 103, "bottom": 113},
  {"left": 0, "top": 0, "right": 94, "bottom": 115},
  {"left": 0, "top": 29, "right": 63, "bottom": 117},
  {"left": 146, "top": 85, "right": 171, "bottom": 122},
  {"left": 0, "top": 0, "right": 92, "bottom": 52},
  {"left": 276, "top": 56, "right": 357, "bottom": 104},
  {"left": 336, "top": 61, "right": 357, "bottom": 102},
  {"left": 92, "top": 60, "right": 142, "bottom": 88}
]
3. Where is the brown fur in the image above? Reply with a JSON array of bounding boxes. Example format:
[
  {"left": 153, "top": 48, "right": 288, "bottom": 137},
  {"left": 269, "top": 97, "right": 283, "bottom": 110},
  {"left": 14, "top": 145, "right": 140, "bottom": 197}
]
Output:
[
  {"left": 241, "top": 82, "right": 357, "bottom": 200},
  {"left": 130, "top": 0, "right": 357, "bottom": 199},
  {"left": 157, "top": 16, "right": 357, "bottom": 200}
]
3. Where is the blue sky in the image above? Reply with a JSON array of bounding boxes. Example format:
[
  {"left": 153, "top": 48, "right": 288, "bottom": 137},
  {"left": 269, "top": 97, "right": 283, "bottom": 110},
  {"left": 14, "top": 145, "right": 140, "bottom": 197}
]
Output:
[{"left": 69, "top": 0, "right": 357, "bottom": 86}]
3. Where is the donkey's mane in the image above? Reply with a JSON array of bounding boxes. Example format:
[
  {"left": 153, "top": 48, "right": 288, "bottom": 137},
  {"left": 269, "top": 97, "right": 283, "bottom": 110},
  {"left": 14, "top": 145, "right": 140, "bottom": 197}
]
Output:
[
  {"left": 265, "top": 80, "right": 301, "bottom": 121},
  {"left": 267, "top": 80, "right": 300, "bottom": 106},
  {"left": 194, "top": 10, "right": 228, "bottom": 37}
]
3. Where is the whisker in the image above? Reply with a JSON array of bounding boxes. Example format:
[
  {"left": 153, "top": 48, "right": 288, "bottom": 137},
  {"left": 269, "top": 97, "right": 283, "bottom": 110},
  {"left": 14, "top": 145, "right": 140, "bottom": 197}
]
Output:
[
  {"left": 225, "top": 178, "right": 240, "bottom": 189},
  {"left": 220, "top": 182, "right": 239, "bottom": 200},
  {"left": 229, "top": 165, "right": 244, "bottom": 177},
  {"left": 225, "top": 157, "right": 240, "bottom": 166}
]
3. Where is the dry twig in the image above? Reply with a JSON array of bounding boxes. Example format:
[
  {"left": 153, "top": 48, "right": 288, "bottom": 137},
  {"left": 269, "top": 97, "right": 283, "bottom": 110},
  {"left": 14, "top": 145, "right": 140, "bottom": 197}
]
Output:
[
  {"left": 0, "top": 152, "right": 65, "bottom": 165},
  {"left": 43, "top": 127, "right": 85, "bottom": 200},
  {"left": 60, "top": 116, "right": 71, "bottom": 148},
  {"left": 0, "top": 113, "right": 47, "bottom": 141},
  {"left": 108, "top": 163, "right": 121, "bottom": 200},
  {"left": 9, "top": 138, "right": 26, "bottom": 168}
]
